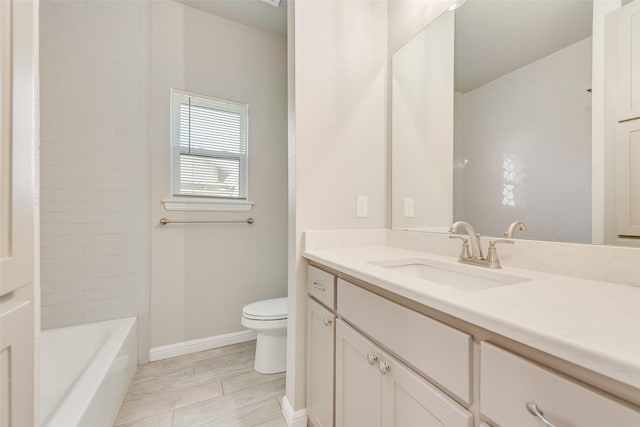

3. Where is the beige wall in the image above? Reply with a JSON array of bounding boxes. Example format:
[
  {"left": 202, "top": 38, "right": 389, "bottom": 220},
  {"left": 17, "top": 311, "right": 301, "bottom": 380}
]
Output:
[
  {"left": 150, "top": 0, "right": 287, "bottom": 349},
  {"left": 392, "top": 11, "right": 454, "bottom": 230},
  {"left": 388, "top": 0, "right": 451, "bottom": 55},
  {"left": 287, "top": 0, "right": 389, "bottom": 412}
]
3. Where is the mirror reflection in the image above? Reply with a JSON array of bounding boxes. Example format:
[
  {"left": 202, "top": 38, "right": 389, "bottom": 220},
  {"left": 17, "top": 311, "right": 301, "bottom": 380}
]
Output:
[{"left": 392, "top": 0, "right": 595, "bottom": 243}]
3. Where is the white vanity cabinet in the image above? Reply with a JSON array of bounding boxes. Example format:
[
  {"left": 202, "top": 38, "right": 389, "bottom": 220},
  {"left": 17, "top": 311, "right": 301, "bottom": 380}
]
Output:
[
  {"left": 337, "top": 278, "right": 472, "bottom": 403},
  {"left": 306, "top": 297, "right": 336, "bottom": 427},
  {"left": 336, "top": 320, "right": 473, "bottom": 427},
  {"left": 306, "top": 266, "right": 337, "bottom": 427},
  {"left": 306, "top": 263, "right": 640, "bottom": 427},
  {"left": 480, "top": 342, "right": 640, "bottom": 427}
]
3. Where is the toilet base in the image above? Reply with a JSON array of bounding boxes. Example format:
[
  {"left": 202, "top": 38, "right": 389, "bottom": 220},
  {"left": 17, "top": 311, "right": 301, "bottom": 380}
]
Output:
[{"left": 254, "top": 333, "right": 287, "bottom": 374}]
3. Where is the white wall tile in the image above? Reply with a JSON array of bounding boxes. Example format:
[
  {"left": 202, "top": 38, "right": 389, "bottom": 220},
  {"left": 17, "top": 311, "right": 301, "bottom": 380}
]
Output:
[
  {"left": 41, "top": 245, "right": 84, "bottom": 258},
  {"left": 53, "top": 299, "right": 111, "bottom": 316},
  {"left": 82, "top": 309, "right": 116, "bottom": 324},
  {"left": 41, "top": 290, "right": 83, "bottom": 306},
  {"left": 40, "top": 0, "right": 151, "bottom": 361},
  {"left": 454, "top": 38, "right": 592, "bottom": 243},
  {"left": 42, "top": 313, "right": 84, "bottom": 329},
  {"left": 53, "top": 279, "right": 89, "bottom": 292},
  {"left": 40, "top": 282, "right": 56, "bottom": 295},
  {"left": 82, "top": 277, "right": 114, "bottom": 289},
  {"left": 41, "top": 259, "right": 55, "bottom": 271},
  {"left": 53, "top": 256, "right": 86, "bottom": 270}
]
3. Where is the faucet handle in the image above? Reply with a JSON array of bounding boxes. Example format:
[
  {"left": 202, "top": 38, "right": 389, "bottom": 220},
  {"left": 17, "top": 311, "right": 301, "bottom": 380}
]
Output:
[
  {"left": 485, "top": 239, "right": 514, "bottom": 269},
  {"left": 449, "top": 235, "right": 471, "bottom": 259},
  {"left": 489, "top": 239, "right": 514, "bottom": 246}
]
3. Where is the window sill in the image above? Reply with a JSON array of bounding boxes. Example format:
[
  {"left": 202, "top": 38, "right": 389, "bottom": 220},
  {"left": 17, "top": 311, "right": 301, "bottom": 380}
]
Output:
[{"left": 163, "top": 198, "right": 254, "bottom": 212}]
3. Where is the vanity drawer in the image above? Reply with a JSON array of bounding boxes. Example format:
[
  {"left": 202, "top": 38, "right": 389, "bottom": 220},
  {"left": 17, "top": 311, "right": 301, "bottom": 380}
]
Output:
[
  {"left": 337, "top": 279, "right": 472, "bottom": 403},
  {"left": 480, "top": 342, "right": 640, "bottom": 427},
  {"left": 307, "top": 266, "right": 336, "bottom": 309}
]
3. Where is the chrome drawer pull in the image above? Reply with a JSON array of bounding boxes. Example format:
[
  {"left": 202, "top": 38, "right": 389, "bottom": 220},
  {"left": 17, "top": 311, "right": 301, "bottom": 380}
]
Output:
[
  {"left": 312, "top": 281, "right": 326, "bottom": 291},
  {"left": 378, "top": 360, "right": 390, "bottom": 375},
  {"left": 526, "top": 402, "right": 557, "bottom": 427},
  {"left": 323, "top": 317, "right": 332, "bottom": 326},
  {"left": 366, "top": 352, "right": 379, "bottom": 366}
]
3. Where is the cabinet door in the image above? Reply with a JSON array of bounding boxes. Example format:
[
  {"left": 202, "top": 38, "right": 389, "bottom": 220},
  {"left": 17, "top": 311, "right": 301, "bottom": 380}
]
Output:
[
  {"left": 338, "top": 279, "right": 472, "bottom": 403},
  {"left": 335, "top": 320, "right": 382, "bottom": 427},
  {"left": 618, "top": 0, "right": 640, "bottom": 121},
  {"left": 616, "top": 119, "right": 640, "bottom": 236},
  {"left": 307, "top": 298, "right": 335, "bottom": 427},
  {"left": 380, "top": 351, "right": 473, "bottom": 427}
]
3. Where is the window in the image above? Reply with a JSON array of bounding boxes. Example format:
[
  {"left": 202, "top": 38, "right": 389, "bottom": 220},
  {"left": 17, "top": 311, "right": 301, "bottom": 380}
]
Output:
[{"left": 170, "top": 89, "right": 249, "bottom": 203}]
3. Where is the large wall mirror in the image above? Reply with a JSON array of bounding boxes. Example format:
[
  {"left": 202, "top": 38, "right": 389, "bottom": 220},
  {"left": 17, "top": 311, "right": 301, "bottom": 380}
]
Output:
[{"left": 391, "top": 0, "right": 607, "bottom": 244}]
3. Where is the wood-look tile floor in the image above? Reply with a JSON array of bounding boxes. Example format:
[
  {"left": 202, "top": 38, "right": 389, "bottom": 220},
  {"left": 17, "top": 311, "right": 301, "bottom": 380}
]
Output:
[{"left": 114, "top": 341, "right": 287, "bottom": 427}]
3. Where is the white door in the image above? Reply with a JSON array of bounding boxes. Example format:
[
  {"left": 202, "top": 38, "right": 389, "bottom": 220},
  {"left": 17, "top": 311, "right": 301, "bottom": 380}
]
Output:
[
  {"left": 335, "top": 320, "right": 382, "bottom": 427},
  {"left": 380, "top": 351, "right": 473, "bottom": 427},
  {"left": 0, "top": 0, "right": 38, "bottom": 425},
  {"left": 306, "top": 298, "right": 335, "bottom": 427}
]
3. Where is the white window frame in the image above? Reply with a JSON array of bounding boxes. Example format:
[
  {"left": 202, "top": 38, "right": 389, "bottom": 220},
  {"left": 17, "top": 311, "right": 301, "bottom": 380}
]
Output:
[{"left": 165, "top": 89, "right": 253, "bottom": 212}]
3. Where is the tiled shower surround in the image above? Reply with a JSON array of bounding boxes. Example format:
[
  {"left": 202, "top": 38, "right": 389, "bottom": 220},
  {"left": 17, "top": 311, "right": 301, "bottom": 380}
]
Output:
[{"left": 39, "top": 0, "right": 150, "bottom": 357}]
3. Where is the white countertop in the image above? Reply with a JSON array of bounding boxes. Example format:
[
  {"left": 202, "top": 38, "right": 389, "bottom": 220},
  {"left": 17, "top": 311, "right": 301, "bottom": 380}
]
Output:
[{"left": 304, "top": 245, "right": 640, "bottom": 390}]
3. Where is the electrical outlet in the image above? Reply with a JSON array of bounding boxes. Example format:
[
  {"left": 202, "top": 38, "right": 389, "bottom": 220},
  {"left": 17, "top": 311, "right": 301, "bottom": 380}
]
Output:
[
  {"left": 356, "top": 196, "right": 368, "bottom": 218},
  {"left": 404, "top": 198, "right": 415, "bottom": 217}
]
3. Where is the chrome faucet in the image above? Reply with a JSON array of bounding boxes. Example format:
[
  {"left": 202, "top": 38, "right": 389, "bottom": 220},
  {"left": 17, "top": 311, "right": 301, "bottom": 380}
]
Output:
[
  {"left": 449, "top": 221, "right": 483, "bottom": 260},
  {"left": 504, "top": 220, "right": 527, "bottom": 238},
  {"left": 449, "top": 221, "right": 513, "bottom": 269}
]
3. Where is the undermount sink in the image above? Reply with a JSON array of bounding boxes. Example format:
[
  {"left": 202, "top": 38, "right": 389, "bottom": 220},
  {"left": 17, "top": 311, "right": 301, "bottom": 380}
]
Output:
[{"left": 370, "top": 258, "right": 530, "bottom": 291}]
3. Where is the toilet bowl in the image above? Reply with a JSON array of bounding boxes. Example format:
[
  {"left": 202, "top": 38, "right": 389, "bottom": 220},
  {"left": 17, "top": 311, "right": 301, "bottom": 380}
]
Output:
[{"left": 241, "top": 297, "right": 288, "bottom": 374}]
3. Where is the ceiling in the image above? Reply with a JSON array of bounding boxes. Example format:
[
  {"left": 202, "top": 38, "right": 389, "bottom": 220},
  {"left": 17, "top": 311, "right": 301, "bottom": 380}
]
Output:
[
  {"left": 455, "top": 0, "right": 593, "bottom": 93},
  {"left": 175, "top": 0, "right": 592, "bottom": 91},
  {"left": 174, "top": 0, "right": 287, "bottom": 36}
]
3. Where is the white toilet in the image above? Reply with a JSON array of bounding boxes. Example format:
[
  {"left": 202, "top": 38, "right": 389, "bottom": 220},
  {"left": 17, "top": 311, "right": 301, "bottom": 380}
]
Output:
[{"left": 241, "top": 297, "right": 288, "bottom": 374}]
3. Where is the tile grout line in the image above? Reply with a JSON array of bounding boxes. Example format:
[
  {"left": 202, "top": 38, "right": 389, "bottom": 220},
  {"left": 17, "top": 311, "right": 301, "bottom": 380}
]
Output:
[{"left": 114, "top": 341, "right": 285, "bottom": 427}]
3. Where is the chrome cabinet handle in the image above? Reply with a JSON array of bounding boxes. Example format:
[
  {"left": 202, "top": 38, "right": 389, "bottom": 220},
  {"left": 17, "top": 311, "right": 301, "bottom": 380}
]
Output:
[
  {"left": 378, "top": 360, "right": 390, "bottom": 375},
  {"left": 312, "top": 281, "right": 326, "bottom": 291},
  {"left": 526, "top": 402, "right": 557, "bottom": 427},
  {"left": 323, "top": 317, "right": 332, "bottom": 326},
  {"left": 366, "top": 352, "right": 378, "bottom": 366}
]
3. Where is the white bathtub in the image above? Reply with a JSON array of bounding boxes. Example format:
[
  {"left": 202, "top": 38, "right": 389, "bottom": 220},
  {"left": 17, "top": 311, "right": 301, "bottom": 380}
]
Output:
[{"left": 40, "top": 318, "right": 137, "bottom": 427}]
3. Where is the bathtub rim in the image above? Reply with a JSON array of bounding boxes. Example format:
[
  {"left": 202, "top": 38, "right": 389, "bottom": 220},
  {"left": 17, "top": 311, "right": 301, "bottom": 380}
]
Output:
[{"left": 41, "top": 317, "right": 137, "bottom": 427}]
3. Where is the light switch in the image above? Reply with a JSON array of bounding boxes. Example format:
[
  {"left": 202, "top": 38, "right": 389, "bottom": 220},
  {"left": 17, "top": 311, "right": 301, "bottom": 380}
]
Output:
[
  {"left": 356, "top": 196, "right": 368, "bottom": 218},
  {"left": 404, "top": 198, "right": 415, "bottom": 217}
]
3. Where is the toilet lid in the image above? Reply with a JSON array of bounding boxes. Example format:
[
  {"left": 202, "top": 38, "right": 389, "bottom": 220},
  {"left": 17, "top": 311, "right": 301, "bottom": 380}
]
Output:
[{"left": 242, "top": 297, "right": 288, "bottom": 320}]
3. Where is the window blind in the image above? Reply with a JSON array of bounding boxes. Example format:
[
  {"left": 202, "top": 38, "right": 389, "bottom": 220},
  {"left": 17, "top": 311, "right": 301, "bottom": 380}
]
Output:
[{"left": 171, "top": 89, "right": 248, "bottom": 199}]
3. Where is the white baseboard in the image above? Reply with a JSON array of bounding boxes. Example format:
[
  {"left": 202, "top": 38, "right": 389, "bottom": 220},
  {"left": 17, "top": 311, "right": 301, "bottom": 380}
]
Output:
[
  {"left": 281, "top": 396, "right": 308, "bottom": 427},
  {"left": 148, "top": 329, "right": 256, "bottom": 362}
]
